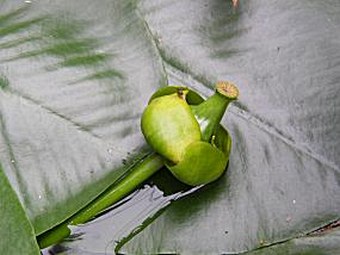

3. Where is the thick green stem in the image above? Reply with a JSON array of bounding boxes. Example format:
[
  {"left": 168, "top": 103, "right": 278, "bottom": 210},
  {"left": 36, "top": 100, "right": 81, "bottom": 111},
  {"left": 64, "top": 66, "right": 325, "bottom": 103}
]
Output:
[
  {"left": 191, "top": 81, "right": 239, "bottom": 142},
  {"left": 72, "top": 153, "right": 164, "bottom": 224},
  {"left": 38, "top": 153, "right": 164, "bottom": 248}
]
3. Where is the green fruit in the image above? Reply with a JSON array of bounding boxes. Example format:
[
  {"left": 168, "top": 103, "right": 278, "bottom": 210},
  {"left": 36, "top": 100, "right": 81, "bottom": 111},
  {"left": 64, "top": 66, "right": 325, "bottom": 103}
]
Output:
[{"left": 141, "top": 89, "right": 201, "bottom": 164}]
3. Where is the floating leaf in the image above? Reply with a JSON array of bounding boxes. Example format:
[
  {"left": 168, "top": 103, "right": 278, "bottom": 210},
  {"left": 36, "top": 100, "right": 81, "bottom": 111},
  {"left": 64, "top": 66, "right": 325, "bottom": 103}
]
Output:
[
  {"left": 0, "top": 164, "right": 40, "bottom": 255},
  {"left": 0, "top": 0, "right": 165, "bottom": 237},
  {"left": 0, "top": 0, "right": 339, "bottom": 254}
]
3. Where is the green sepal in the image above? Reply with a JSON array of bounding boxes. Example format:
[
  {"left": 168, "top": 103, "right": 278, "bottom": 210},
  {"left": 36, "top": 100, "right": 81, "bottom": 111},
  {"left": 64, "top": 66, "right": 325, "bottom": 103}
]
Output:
[
  {"left": 141, "top": 90, "right": 201, "bottom": 163},
  {"left": 212, "top": 126, "right": 232, "bottom": 157},
  {"left": 166, "top": 141, "right": 228, "bottom": 186}
]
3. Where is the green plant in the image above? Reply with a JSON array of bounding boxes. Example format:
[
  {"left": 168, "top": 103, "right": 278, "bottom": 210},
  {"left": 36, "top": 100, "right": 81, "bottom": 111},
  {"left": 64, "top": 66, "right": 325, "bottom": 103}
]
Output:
[
  {"left": 1, "top": 1, "right": 339, "bottom": 254},
  {"left": 38, "top": 81, "right": 238, "bottom": 247},
  {"left": 142, "top": 81, "right": 238, "bottom": 185}
]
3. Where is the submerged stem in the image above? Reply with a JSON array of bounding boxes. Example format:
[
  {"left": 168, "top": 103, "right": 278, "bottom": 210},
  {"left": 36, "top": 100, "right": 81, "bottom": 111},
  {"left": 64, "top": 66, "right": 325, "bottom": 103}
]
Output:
[{"left": 72, "top": 153, "right": 164, "bottom": 225}]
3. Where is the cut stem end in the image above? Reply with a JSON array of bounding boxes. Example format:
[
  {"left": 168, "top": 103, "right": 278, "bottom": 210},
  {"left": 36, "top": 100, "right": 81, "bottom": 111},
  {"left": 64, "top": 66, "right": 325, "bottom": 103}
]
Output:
[{"left": 216, "top": 81, "right": 239, "bottom": 100}]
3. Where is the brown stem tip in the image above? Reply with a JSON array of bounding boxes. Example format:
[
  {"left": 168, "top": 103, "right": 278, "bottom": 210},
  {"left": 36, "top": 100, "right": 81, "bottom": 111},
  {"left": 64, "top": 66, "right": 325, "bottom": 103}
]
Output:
[
  {"left": 216, "top": 81, "right": 239, "bottom": 100},
  {"left": 176, "top": 87, "right": 188, "bottom": 100}
]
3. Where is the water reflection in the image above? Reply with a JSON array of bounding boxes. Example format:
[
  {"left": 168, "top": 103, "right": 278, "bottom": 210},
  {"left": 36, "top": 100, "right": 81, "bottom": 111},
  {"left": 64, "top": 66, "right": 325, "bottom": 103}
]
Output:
[
  {"left": 0, "top": 5, "right": 44, "bottom": 36},
  {"left": 0, "top": 74, "right": 9, "bottom": 89},
  {"left": 200, "top": 0, "right": 250, "bottom": 59},
  {"left": 0, "top": 6, "right": 124, "bottom": 86},
  {"left": 41, "top": 171, "right": 202, "bottom": 254},
  {"left": 0, "top": 3, "right": 132, "bottom": 139}
]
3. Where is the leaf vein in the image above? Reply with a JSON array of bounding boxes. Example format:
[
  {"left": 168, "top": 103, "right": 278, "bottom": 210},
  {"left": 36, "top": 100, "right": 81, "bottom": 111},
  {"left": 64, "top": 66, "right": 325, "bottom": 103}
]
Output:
[{"left": 4, "top": 87, "right": 103, "bottom": 140}]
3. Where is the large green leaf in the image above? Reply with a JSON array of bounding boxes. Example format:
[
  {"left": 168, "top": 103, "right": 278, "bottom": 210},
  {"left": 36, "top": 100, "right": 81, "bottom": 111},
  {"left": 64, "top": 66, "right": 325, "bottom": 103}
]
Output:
[
  {"left": 118, "top": 0, "right": 340, "bottom": 254},
  {"left": 0, "top": 164, "right": 40, "bottom": 255},
  {"left": 43, "top": 221, "right": 340, "bottom": 255},
  {"left": 1, "top": 0, "right": 339, "bottom": 254},
  {"left": 0, "top": 0, "right": 165, "bottom": 236}
]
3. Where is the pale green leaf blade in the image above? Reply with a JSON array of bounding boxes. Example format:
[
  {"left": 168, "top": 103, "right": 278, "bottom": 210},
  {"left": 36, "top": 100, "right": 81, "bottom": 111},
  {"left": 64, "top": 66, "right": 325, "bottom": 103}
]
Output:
[
  {"left": 119, "top": 0, "right": 340, "bottom": 254},
  {"left": 0, "top": 0, "right": 166, "bottom": 235},
  {"left": 0, "top": 165, "right": 40, "bottom": 255}
]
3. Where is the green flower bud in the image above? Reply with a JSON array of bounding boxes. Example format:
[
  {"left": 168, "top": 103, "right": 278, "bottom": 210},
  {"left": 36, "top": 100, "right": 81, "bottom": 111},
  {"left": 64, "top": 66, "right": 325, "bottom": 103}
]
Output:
[
  {"left": 166, "top": 141, "right": 227, "bottom": 186},
  {"left": 141, "top": 88, "right": 201, "bottom": 164},
  {"left": 141, "top": 82, "right": 239, "bottom": 186}
]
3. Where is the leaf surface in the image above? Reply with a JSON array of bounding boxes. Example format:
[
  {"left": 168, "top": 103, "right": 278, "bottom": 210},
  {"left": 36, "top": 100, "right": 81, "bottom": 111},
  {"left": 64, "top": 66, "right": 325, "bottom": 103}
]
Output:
[
  {"left": 0, "top": 164, "right": 40, "bottom": 255},
  {"left": 246, "top": 227, "right": 340, "bottom": 255},
  {"left": 0, "top": 0, "right": 165, "bottom": 235},
  {"left": 119, "top": 0, "right": 340, "bottom": 253},
  {"left": 0, "top": 0, "right": 339, "bottom": 254}
]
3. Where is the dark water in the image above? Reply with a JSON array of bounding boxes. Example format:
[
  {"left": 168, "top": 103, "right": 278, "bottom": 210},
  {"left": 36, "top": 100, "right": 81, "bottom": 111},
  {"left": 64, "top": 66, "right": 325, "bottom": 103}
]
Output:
[{"left": 41, "top": 170, "right": 202, "bottom": 254}]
